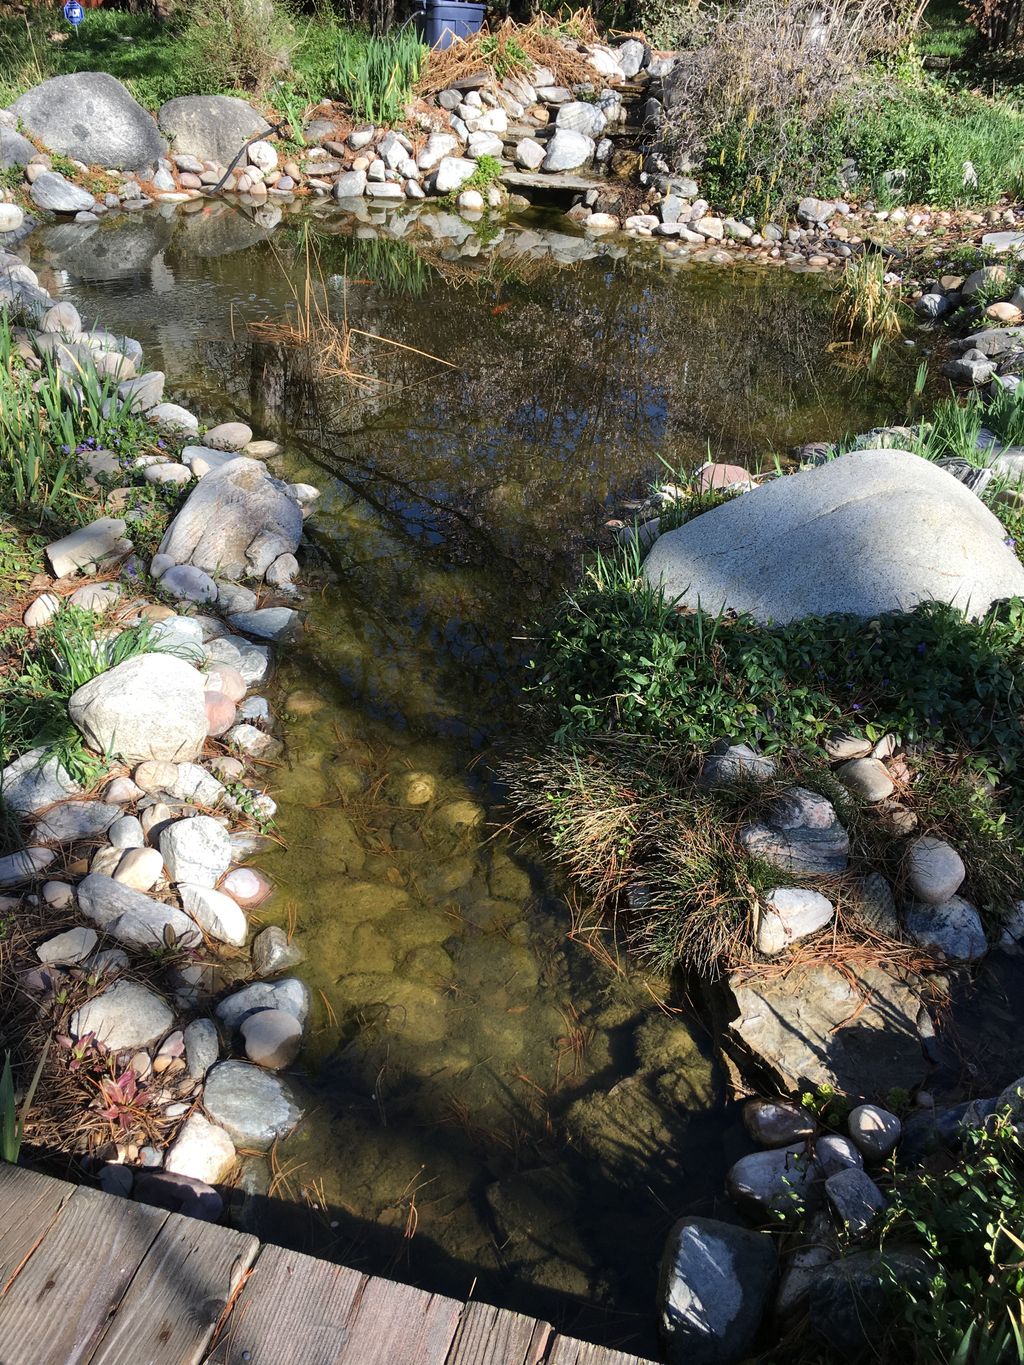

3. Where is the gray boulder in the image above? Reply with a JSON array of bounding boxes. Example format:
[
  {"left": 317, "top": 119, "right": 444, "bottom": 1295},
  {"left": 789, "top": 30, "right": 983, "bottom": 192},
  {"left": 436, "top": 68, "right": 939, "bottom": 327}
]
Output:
[
  {"left": 77, "top": 873, "right": 201, "bottom": 949},
  {"left": 29, "top": 172, "right": 95, "bottom": 215},
  {"left": 33, "top": 799, "right": 120, "bottom": 843},
  {"left": 13, "top": 73, "right": 166, "bottom": 170},
  {"left": 158, "top": 458, "right": 302, "bottom": 580},
  {"left": 739, "top": 787, "right": 849, "bottom": 875},
  {"left": 69, "top": 979, "right": 173, "bottom": 1050},
  {"left": 904, "top": 894, "right": 987, "bottom": 961},
  {"left": 0, "top": 127, "right": 35, "bottom": 169},
  {"left": 555, "top": 101, "right": 607, "bottom": 137},
  {"left": 726, "top": 1144, "right": 817, "bottom": 1222},
  {"left": 659, "top": 1217, "right": 776, "bottom": 1365},
  {"left": 202, "top": 1060, "right": 301, "bottom": 1148},
  {"left": 808, "top": 1251, "right": 929, "bottom": 1355},
  {"left": 643, "top": 450, "right": 1024, "bottom": 623},
  {"left": 825, "top": 1168, "right": 887, "bottom": 1238},
  {"left": 215, "top": 977, "right": 310, "bottom": 1032},
  {"left": 0, "top": 747, "right": 81, "bottom": 816},
  {"left": 159, "top": 815, "right": 232, "bottom": 888},
  {"left": 158, "top": 95, "right": 269, "bottom": 166},
  {"left": 68, "top": 654, "right": 208, "bottom": 763}
]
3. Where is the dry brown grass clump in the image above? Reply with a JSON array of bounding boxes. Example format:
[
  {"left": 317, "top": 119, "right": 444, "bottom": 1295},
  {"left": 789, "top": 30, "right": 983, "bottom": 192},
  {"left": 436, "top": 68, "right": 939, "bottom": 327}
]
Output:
[{"left": 417, "top": 14, "right": 601, "bottom": 97}]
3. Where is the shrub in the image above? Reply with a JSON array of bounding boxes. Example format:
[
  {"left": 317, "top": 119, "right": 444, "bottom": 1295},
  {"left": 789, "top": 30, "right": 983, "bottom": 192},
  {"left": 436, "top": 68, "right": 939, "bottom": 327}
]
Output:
[
  {"left": 879, "top": 1113, "right": 1024, "bottom": 1363},
  {"left": 175, "top": 0, "right": 297, "bottom": 99},
  {"left": 659, "top": 0, "right": 918, "bottom": 214}
]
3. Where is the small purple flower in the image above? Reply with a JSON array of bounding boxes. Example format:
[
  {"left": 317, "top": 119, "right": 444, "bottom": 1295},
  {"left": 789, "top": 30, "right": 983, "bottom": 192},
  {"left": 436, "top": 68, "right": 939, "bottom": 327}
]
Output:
[
  {"left": 1005, "top": 535, "right": 1016, "bottom": 548},
  {"left": 157, "top": 438, "right": 166, "bottom": 449},
  {"left": 60, "top": 444, "right": 70, "bottom": 454},
  {"left": 852, "top": 702, "right": 862, "bottom": 711},
  {"left": 915, "top": 642, "right": 927, "bottom": 656}
]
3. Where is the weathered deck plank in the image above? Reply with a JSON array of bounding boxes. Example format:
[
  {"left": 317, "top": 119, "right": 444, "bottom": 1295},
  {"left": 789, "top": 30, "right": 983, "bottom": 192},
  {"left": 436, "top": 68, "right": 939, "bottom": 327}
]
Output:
[
  {"left": 0, "top": 1167, "right": 661, "bottom": 1365},
  {"left": 88, "top": 1209, "right": 259, "bottom": 1365},
  {"left": 0, "top": 1183, "right": 166, "bottom": 1365},
  {"left": 205, "top": 1242, "right": 367, "bottom": 1364},
  {"left": 339, "top": 1273, "right": 465, "bottom": 1363},
  {"left": 0, "top": 1164, "right": 74, "bottom": 1291},
  {"left": 445, "top": 1300, "right": 551, "bottom": 1364},
  {"left": 546, "top": 1334, "right": 659, "bottom": 1365}
]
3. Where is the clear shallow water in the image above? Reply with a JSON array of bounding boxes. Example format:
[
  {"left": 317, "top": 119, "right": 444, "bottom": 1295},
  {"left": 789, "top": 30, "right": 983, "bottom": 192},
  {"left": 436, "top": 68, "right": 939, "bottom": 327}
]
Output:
[{"left": 35, "top": 201, "right": 917, "bottom": 1354}]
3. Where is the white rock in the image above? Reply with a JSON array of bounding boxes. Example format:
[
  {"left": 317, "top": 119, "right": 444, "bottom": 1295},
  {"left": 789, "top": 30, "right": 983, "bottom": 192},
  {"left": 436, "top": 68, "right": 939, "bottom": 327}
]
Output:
[
  {"left": 70, "top": 979, "right": 173, "bottom": 1050},
  {"left": 247, "top": 140, "right": 277, "bottom": 173},
  {"left": 184, "top": 1017, "right": 219, "bottom": 1079},
  {"left": 644, "top": 451, "right": 1024, "bottom": 624},
  {"left": 434, "top": 157, "right": 475, "bottom": 194},
  {"left": 906, "top": 836, "right": 965, "bottom": 904},
  {"left": 514, "top": 139, "right": 545, "bottom": 171},
  {"left": 756, "top": 888, "right": 834, "bottom": 955},
  {"left": 23, "top": 593, "right": 59, "bottom": 628},
  {"left": 0, "top": 847, "right": 55, "bottom": 884},
  {"left": 46, "top": 517, "right": 131, "bottom": 577},
  {"left": 108, "top": 814, "right": 145, "bottom": 849},
  {"left": 1, "top": 747, "right": 81, "bottom": 815},
  {"left": 541, "top": 130, "right": 594, "bottom": 172},
  {"left": 69, "top": 654, "right": 208, "bottom": 764},
  {"left": 216, "top": 977, "right": 309, "bottom": 1032},
  {"left": 36, "top": 926, "right": 97, "bottom": 965},
  {"left": 69, "top": 582, "right": 120, "bottom": 614},
  {"left": 165, "top": 1112, "right": 236, "bottom": 1184},
  {"left": 159, "top": 815, "right": 232, "bottom": 888},
  {"left": 180, "top": 882, "right": 247, "bottom": 945},
  {"left": 77, "top": 872, "right": 200, "bottom": 948},
  {"left": 848, "top": 1104, "right": 902, "bottom": 1160},
  {"left": 112, "top": 846, "right": 165, "bottom": 893}
]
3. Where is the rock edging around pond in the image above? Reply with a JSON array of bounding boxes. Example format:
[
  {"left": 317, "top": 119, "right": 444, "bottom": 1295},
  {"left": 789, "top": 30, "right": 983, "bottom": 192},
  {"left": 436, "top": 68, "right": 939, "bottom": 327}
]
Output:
[{"left": 0, "top": 250, "right": 321, "bottom": 1218}]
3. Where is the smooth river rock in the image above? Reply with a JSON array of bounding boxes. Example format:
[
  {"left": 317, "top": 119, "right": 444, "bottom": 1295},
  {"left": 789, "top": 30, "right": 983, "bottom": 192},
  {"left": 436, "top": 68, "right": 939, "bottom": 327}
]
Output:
[
  {"left": 642, "top": 450, "right": 1024, "bottom": 623},
  {"left": 70, "top": 979, "right": 173, "bottom": 1050},
  {"left": 202, "top": 1061, "right": 301, "bottom": 1148},
  {"left": 739, "top": 787, "right": 849, "bottom": 875},
  {"left": 159, "top": 816, "right": 232, "bottom": 888},
  {"left": 77, "top": 873, "right": 200, "bottom": 949},
  {"left": 158, "top": 458, "right": 302, "bottom": 580}
]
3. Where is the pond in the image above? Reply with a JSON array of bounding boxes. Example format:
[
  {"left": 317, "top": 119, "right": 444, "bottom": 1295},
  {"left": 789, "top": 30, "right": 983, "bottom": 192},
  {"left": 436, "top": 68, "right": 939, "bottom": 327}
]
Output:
[{"left": 34, "top": 200, "right": 918, "bottom": 1356}]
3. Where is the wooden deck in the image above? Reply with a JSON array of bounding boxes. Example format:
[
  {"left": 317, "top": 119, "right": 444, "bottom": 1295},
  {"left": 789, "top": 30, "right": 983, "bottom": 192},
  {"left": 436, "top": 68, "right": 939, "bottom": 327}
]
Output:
[{"left": 0, "top": 1164, "right": 659, "bottom": 1365}]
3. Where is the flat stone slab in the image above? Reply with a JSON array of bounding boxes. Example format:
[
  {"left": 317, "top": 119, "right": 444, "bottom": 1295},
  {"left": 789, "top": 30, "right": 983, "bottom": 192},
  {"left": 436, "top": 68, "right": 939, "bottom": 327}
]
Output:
[
  {"left": 501, "top": 169, "right": 609, "bottom": 194},
  {"left": 723, "top": 961, "right": 926, "bottom": 1097}
]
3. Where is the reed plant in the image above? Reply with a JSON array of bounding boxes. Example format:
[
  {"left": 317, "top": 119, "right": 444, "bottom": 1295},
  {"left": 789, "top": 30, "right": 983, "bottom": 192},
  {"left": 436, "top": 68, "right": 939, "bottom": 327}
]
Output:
[
  {"left": 331, "top": 27, "right": 426, "bottom": 126},
  {"left": 834, "top": 252, "right": 907, "bottom": 341}
]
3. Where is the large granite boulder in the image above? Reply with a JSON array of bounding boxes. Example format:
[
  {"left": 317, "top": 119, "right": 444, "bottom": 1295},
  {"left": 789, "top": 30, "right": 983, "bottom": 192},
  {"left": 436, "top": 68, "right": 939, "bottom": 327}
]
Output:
[
  {"left": 68, "top": 654, "right": 208, "bottom": 763},
  {"left": 12, "top": 73, "right": 166, "bottom": 171},
  {"left": 721, "top": 961, "right": 926, "bottom": 1096},
  {"left": 643, "top": 450, "right": 1024, "bottom": 623},
  {"left": 158, "top": 95, "right": 270, "bottom": 166},
  {"left": 158, "top": 458, "right": 302, "bottom": 580}
]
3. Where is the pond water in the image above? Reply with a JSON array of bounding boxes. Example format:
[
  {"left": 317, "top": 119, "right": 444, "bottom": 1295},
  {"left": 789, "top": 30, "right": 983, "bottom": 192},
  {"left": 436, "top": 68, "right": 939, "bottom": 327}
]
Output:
[{"left": 35, "top": 201, "right": 917, "bottom": 1355}]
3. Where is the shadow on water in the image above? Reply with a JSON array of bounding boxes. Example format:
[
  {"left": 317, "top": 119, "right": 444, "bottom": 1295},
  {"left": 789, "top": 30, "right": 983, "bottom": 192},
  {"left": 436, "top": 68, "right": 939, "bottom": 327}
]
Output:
[{"left": 28, "top": 204, "right": 923, "bottom": 1356}]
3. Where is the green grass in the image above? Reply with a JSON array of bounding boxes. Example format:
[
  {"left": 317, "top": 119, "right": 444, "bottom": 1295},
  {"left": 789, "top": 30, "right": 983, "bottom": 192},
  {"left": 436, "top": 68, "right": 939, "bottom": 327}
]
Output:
[
  {"left": 330, "top": 26, "right": 426, "bottom": 126},
  {"left": 0, "top": 6, "right": 371, "bottom": 112}
]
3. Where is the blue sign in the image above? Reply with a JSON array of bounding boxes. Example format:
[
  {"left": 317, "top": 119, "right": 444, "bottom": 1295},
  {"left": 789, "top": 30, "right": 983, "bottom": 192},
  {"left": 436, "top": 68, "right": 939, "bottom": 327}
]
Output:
[{"left": 63, "top": 1, "right": 84, "bottom": 26}]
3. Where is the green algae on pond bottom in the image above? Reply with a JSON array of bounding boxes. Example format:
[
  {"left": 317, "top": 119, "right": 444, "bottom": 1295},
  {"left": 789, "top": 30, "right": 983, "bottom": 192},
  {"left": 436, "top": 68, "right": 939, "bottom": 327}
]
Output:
[
  {"left": 41, "top": 207, "right": 921, "bottom": 1352},
  {"left": 253, "top": 680, "right": 727, "bottom": 1348}
]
